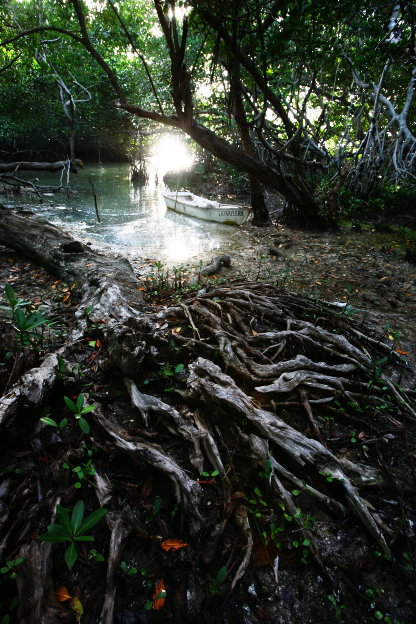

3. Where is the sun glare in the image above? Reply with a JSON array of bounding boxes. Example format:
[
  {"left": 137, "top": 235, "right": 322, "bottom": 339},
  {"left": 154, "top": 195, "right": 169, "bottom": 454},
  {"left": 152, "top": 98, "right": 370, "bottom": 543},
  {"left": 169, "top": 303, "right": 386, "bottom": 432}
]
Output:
[{"left": 151, "top": 135, "right": 194, "bottom": 176}]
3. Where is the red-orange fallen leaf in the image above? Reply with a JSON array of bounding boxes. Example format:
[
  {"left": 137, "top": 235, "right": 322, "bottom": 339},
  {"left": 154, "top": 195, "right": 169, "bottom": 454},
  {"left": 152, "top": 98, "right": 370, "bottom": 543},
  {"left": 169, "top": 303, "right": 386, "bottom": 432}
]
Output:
[
  {"left": 96, "top": 338, "right": 102, "bottom": 348},
  {"left": 153, "top": 578, "right": 167, "bottom": 610},
  {"left": 56, "top": 586, "right": 72, "bottom": 602},
  {"left": 62, "top": 293, "right": 71, "bottom": 303},
  {"left": 160, "top": 539, "right": 189, "bottom": 552},
  {"left": 396, "top": 349, "right": 408, "bottom": 355}
]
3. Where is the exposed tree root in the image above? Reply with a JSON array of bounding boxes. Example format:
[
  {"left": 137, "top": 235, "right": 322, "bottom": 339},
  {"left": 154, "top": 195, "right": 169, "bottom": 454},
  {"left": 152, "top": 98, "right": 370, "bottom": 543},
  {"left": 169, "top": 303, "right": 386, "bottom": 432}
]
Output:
[{"left": 0, "top": 212, "right": 415, "bottom": 623}]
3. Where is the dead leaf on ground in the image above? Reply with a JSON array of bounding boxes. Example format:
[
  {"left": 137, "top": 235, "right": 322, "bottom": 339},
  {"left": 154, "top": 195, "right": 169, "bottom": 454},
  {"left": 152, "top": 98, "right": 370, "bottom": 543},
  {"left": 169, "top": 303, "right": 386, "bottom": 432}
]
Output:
[
  {"left": 153, "top": 578, "right": 167, "bottom": 610},
  {"left": 160, "top": 539, "right": 189, "bottom": 552},
  {"left": 56, "top": 586, "right": 72, "bottom": 602}
]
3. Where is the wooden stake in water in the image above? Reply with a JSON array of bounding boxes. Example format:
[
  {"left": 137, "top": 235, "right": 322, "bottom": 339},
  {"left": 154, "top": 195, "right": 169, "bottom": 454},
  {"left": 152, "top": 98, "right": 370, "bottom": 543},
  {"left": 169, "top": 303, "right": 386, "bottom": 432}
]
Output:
[{"left": 89, "top": 177, "right": 101, "bottom": 223}]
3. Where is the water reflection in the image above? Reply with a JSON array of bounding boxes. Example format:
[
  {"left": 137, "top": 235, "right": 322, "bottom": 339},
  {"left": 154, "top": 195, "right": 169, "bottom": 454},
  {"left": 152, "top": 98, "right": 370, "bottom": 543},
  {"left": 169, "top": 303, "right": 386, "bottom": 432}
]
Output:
[{"left": 3, "top": 163, "right": 246, "bottom": 264}]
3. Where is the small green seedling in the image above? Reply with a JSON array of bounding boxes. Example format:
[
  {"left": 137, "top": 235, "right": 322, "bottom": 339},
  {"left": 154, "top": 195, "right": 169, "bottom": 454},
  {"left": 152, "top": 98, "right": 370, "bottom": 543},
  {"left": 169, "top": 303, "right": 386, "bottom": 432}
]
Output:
[
  {"left": 64, "top": 394, "right": 95, "bottom": 434},
  {"left": 0, "top": 557, "right": 24, "bottom": 579},
  {"left": 209, "top": 565, "right": 227, "bottom": 594},
  {"left": 69, "top": 459, "right": 96, "bottom": 489},
  {"left": 120, "top": 561, "right": 138, "bottom": 575},
  {"left": 38, "top": 500, "right": 107, "bottom": 569},
  {"left": 40, "top": 406, "right": 67, "bottom": 431},
  {"left": 2, "top": 283, "right": 52, "bottom": 348},
  {"left": 0, "top": 595, "right": 20, "bottom": 624},
  {"left": 88, "top": 549, "right": 105, "bottom": 562},
  {"left": 258, "top": 458, "right": 273, "bottom": 480},
  {"left": 246, "top": 487, "right": 268, "bottom": 518},
  {"left": 158, "top": 362, "right": 185, "bottom": 378},
  {"left": 328, "top": 594, "right": 346, "bottom": 622},
  {"left": 200, "top": 470, "right": 219, "bottom": 478}
]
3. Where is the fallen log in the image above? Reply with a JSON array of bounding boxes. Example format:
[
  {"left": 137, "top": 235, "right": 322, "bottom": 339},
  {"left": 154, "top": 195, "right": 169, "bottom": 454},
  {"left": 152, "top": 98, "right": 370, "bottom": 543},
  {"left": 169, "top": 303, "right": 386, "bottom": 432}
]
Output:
[
  {"left": 0, "top": 159, "right": 84, "bottom": 174},
  {"left": 0, "top": 206, "right": 144, "bottom": 323},
  {"left": 198, "top": 254, "right": 231, "bottom": 277}
]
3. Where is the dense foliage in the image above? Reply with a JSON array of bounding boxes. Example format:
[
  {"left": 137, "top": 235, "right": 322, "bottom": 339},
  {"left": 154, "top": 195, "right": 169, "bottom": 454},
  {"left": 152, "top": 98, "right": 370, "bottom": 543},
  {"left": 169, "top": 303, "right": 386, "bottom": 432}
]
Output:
[{"left": 1, "top": 0, "right": 415, "bottom": 224}]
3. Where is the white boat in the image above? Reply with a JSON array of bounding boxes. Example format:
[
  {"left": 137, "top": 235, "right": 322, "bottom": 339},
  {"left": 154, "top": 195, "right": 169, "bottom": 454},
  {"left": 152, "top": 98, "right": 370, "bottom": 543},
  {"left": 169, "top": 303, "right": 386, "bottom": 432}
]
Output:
[{"left": 161, "top": 191, "right": 251, "bottom": 225}]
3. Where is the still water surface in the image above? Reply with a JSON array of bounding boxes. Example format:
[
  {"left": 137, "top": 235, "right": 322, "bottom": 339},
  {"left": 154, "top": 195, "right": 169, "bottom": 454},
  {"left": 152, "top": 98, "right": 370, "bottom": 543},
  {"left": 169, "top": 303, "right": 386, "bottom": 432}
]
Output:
[{"left": 8, "top": 163, "right": 247, "bottom": 264}]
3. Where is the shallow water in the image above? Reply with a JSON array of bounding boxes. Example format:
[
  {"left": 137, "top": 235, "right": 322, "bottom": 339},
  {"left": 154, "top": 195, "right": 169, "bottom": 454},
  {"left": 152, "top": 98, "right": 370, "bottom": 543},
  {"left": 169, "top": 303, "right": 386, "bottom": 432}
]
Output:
[{"left": 4, "top": 163, "right": 249, "bottom": 264}]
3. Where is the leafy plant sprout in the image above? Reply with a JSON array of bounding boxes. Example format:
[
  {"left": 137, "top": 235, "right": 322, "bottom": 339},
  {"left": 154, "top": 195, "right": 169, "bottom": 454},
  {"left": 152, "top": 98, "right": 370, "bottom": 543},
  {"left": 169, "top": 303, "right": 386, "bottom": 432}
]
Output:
[
  {"left": 64, "top": 394, "right": 95, "bottom": 434},
  {"left": 88, "top": 548, "right": 105, "bottom": 562},
  {"left": 1, "top": 283, "right": 54, "bottom": 349},
  {"left": 62, "top": 459, "right": 96, "bottom": 489},
  {"left": 209, "top": 565, "right": 227, "bottom": 594},
  {"left": 120, "top": 560, "right": 138, "bottom": 575},
  {"left": 38, "top": 500, "right": 107, "bottom": 570},
  {"left": 327, "top": 594, "right": 346, "bottom": 622},
  {"left": 0, "top": 557, "right": 24, "bottom": 579}
]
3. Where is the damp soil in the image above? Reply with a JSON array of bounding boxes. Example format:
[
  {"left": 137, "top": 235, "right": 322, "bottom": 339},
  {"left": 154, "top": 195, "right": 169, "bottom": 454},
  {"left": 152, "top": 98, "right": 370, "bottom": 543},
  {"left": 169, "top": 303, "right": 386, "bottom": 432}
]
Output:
[{"left": 130, "top": 222, "right": 416, "bottom": 364}]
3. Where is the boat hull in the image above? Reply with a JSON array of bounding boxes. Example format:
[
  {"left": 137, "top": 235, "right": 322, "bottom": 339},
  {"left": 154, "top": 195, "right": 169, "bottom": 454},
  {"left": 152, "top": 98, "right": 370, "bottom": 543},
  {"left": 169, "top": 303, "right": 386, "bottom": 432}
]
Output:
[{"left": 161, "top": 191, "right": 251, "bottom": 225}]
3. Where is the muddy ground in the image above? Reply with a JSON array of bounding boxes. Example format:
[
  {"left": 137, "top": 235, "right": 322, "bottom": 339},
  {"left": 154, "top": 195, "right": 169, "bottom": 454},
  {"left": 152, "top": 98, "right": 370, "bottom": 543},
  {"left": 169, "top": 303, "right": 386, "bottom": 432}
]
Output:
[{"left": 129, "top": 222, "right": 416, "bottom": 365}]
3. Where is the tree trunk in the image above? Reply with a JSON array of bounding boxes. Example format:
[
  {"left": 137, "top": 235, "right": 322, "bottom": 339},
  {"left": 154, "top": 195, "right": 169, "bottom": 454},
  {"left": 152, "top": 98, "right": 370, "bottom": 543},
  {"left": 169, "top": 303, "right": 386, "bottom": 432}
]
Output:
[
  {"left": 0, "top": 210, "right": 414, "bottom": 623},
  {"left": 229, "top": 58, "right": 271, "bottom": 227}
]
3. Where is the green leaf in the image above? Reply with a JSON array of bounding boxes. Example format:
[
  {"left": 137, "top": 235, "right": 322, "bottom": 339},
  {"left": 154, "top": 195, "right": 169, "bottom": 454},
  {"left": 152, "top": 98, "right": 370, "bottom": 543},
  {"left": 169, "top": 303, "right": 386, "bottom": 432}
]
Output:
[
  {"left": 38, "top": 531, "right": 68, "bottom": 544},
  {"left": 216, "top": 565, "right": 227, "bottom": 584},
  {"left": 40, "top": 417, "right": 58, "bottom": 427},
  {"left": 64, "top": 396, "right": 78, "bottom": 413},
  {"left": 81, "top": 405, "right": 95, "bottom": 414},
  {"left": 71, "top": 501, "right": 85, "bottom": 533},
  {"left": 74, "top": 535, "right": 95, "bottom": 542},
  {"left": 78, "top": 417, "right": 90, "bottom": 434},
  {"left": 78, "top": 507, "right": 108, "bottom": 535},
  {"left": 56, "top": 505, "right": 72, "bottom": 534},
  {"left": 14, "top": 307, "right": 25, "bottom": 328},
  {"left": 76, "top": 394, "right": 85, "bottom": 411},
  {"left": 45, "top": 522, "right": 70, "bottom": 538},
  {"left": 64, "top": 542, "right": 78, "bottom": 570},
  {"left": 5, "top": 283, "right": 17, "bottom": 306},
  {"left": 59, "top": 418, "right": 68, "bottom": 428}
]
